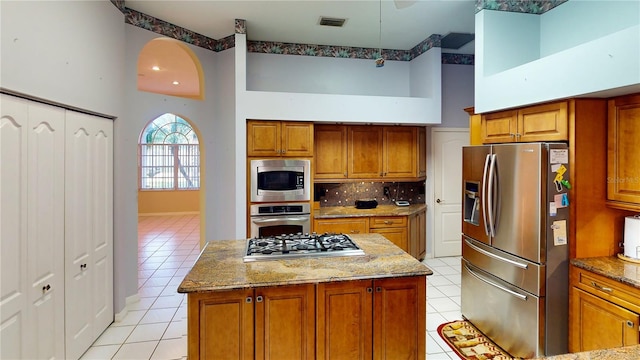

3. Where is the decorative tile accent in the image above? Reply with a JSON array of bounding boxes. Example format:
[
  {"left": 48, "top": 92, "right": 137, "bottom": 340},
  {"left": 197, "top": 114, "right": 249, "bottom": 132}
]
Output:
[
  {"left": 235, "top": 19, "right": 246, "bottom": 34},
  {"left": 442, "top": 53, "right": 475, "bottom": 65},
  {"left": 122, "top": 7, "right": 472, "bottom": 65},
  {"left": 476, "top": 0, "right": 569, "bottom": 14},
  {"left": 315, "top": 182, "right": 425, "bottom": 207},
  {"left": 124, "top": 8, "right": 218, "bottom": 51},
  {"left": 111, "top": 0, "right": 125, "bottom": 12}
]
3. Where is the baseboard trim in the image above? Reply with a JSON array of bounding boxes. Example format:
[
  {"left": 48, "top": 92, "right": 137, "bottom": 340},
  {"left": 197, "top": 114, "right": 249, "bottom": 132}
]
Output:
[
  {"left": 114, "top": 293, "right": 141, "bottom": 322},
  {"left": 138, "top": 211, "right": 200, "bottom": 216}
]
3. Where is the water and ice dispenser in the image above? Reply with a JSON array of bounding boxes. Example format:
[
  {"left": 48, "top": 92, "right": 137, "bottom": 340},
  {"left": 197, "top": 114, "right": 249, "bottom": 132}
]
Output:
[{"left": 463, "top": 181, "right": 480, "bottom": 225}]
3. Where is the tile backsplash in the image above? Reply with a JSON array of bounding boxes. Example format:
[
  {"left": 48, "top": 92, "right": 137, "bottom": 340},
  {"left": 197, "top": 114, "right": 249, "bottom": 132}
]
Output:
[{"left": 315, "top": 181, "right": 426, "bottom": 207}]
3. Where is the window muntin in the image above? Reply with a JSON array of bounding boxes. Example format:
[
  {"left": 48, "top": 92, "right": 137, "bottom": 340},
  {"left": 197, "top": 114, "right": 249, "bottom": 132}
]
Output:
[{"left": 139, "top": 114, "right": 199, "bottom": 190}]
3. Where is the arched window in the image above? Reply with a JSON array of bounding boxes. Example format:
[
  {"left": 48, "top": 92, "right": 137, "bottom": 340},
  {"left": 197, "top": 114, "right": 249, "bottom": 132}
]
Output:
[{"left": 139, "top": 113, "right": 199, "bottom": 190}]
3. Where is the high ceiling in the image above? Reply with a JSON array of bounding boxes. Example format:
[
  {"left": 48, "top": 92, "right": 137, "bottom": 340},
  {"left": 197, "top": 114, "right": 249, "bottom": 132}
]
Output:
[{"left": 125, "top": 0, "right": 477, "bottom": 53}]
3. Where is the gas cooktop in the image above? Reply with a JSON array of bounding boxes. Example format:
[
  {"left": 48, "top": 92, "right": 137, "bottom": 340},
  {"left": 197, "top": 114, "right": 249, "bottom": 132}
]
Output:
[{"left": 243, "top": 232, "right": 365, "bottom": 262}]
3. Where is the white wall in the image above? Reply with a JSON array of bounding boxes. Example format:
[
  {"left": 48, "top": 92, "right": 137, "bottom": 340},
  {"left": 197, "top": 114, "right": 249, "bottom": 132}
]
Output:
[
  {"left": 247, "top": 52, "right": 411, "bottom": 96},
  {"left": 0, "top": 0, "right": 130, "bottom": 313},
  {"left": 124, "top": 25, "right": 238, "bottom": 248},
  {"left": 475, "top": 2, "right": 640, "bottom": 113},
  {"left": 440, "top": 63, "right": 474, "bottom": 128}
]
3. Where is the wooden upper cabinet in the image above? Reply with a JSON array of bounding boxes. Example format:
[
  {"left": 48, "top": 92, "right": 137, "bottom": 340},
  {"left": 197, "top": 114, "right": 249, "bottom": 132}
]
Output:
[
  {"left": 482, "top": 110, "right": 518, "bottom": 143},
  {"left": 518, "top": 101, "right": 568, "bottom": 142},
  {"left": 314, "top": 125, "right": 348, "bottom": 179},
  {"left": 607, "top": 94, "right": 640, "bottom": 210},
  {"left": 348, "top": 126, "right": 383, "bottom": 178},
  {"left": 481, "top": 101, "right": 568, "bottom": 144},
  {"left": 383, "top": 126, "right": 417, "bottom": 178},
  {"left": 247, "top": 120, "right": 313, "bottom": 157}
]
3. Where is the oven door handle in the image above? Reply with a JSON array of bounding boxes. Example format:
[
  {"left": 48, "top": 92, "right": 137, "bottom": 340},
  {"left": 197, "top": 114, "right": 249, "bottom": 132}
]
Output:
[
  {"left": 252, "top": 217, "right": 309, "bottom": 224},
  {"left": 464, "top": 262, "right": 528, "bottom": 301}
]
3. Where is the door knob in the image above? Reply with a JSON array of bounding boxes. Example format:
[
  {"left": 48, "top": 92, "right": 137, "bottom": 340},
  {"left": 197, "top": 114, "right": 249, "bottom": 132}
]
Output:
[{"left": 436, "top": 199, "right": 443, "bottom": 203}]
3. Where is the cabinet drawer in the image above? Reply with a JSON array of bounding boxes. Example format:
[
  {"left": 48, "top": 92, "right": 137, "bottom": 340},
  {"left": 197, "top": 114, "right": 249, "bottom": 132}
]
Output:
[
  {"left": 370, "top": 216, "right": 407, "bottom": 228},
  {"left": 572, "top": 266, "right": 640, "bottom": 313},
  {"left": 313, "top": 218, "right": 369, "bottom": 235}
]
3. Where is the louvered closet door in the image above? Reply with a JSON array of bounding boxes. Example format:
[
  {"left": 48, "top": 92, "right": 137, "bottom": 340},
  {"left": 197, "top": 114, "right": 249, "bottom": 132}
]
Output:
[
  {"left": 1, "top": 95, "right": 66, "bottom": 359},
  {"left": 65, "top": 110, "right": 113, "bottom": 359}
]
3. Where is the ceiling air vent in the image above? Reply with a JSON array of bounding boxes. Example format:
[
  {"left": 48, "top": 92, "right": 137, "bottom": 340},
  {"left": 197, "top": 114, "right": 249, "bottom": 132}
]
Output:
[
  {"left": 319, "top": 17, "right": 347, "bottom": 27},
  {"left": 441, "top": 32, "right": 475, "bottom": 49}
]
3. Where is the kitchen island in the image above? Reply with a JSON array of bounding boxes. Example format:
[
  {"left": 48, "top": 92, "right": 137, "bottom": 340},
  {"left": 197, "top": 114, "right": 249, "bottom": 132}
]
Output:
[{"left": 178, "top": 233, "right": 432, "bottom": 360}]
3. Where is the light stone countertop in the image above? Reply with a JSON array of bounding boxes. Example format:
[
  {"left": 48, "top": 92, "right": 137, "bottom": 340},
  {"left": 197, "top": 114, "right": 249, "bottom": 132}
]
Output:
[
  {"left": 314, "top": 203, "right": 426, "bottom": 218},
  {"left": 177, "top": 233, "right": 432, "bottom": 293},
  {"left": 533, "top": 344, "right": 640, "bottom": 360}
]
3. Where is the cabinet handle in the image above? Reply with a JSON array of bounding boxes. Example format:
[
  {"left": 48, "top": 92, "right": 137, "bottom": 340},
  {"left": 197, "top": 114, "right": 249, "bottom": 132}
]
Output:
[
  {"left": 42, "top": 284, "right": 51, "bottom": 293},
  {"left": 367, "top": 287, "right": 373, "bottom": 293},
  {"left": 350, "top": 230, "right": 360, "bottom": 234},
  {"left": 280, "top": 150, "right": 285, "bottom": 154},
  {"left": 246, "top": 296, "right": 252, "bottom": 303},
  {"left": 384, "top": 220, "right": 392, "bottom": 225},
  {"left": 590, "top": 281, "right": 613, "bottom": 293},
  {"left": 626, "top": 320, "right": 634, "bottom": 328},
  {"left": 376, "top": 286, "right": 382, "bottom": 293},
  {"left": 343, "top": 173, "right": 347, "bottom": 177},
  {"left": 256, "top": 295, "right": 263, "bottom": 303}
]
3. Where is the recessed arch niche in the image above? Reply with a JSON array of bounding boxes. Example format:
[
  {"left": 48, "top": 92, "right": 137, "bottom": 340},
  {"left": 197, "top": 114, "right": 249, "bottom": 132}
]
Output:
[{"left": 137, "top": 37, "right": 205, "bottom": 100}]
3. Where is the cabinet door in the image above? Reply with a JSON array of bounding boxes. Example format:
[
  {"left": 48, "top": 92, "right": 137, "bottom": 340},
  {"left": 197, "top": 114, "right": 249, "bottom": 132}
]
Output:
[
  {"left": 281, "top": 122, "right": 313, "bottom": 157},
  {"left": 314, "top": 217, "right": 369, "bottom": 235},
  {"left": 418, "top": 127, "right": 427, "bottom": 177},
  {"left": 0, "top": 95, "right": 30, "bottom": 359},
  {"left": 570, "top": 287, "right": 640, "bottom": 352},
  {"left": 373, "top": 277, "right": 426, "bottom": 360},
  {"left": 65, "top": 111, "right": 114, "bottom": 342},
  {"left": 248, "top": 120, "right": 280, "bottom": 156},
  {"left": 370, "top": 227, "right": 408, "bottom": 253},
  {"left": 317, "top": 280, "right": 373, "bottom": 360},
  {"left": 518, "top": 101, "right": 568, "bottom": 142},
  {"left": 417, "top": 210, "right": 427, "bottom": 260},
  {"left": 1, "top": 97, "right": 66, "bottom": 360},
  {"left": 607, "top": 94, "right": 640, "bottom": 208},
  {"left": 314, "top": 125, "right": 348, "bottom": 179},
  {"left": 383, "top": 127, "right": 417, "bottom": 178},
  {"left": 255, "top": 284, "right": 315, "bottom": 360},
  {"left": 348, "top": 126, "right": 383, "bottom": 178},
  {"left": 481, "top": 110, "right": 517, "bottom": 143},
  {"left": 408, "top": 211, "right": 426, "bottom": 260},
  {"left": 188, "top": 290, "right": 254, "bottom": 360}
]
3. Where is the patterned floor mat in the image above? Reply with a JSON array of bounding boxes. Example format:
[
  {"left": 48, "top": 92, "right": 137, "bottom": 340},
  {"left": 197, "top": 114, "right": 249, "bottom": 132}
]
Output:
[{"left": 437, "top": 320, "right": 515, "bottom": 360}]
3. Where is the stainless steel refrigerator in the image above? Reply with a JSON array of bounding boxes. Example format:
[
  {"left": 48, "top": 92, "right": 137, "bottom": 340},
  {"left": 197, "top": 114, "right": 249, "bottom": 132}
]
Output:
[{"left": 461, "top": 142, "right": 570, "bottom": 358}]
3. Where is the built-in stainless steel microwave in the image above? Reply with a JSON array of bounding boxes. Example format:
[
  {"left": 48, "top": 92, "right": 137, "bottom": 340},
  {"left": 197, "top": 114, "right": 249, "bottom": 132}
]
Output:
[{"left": 250, "top": 159, "right": 310, "bottom": 203}]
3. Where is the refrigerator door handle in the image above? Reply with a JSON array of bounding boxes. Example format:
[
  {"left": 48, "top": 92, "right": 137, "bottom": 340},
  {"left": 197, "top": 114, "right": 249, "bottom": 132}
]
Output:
[
  {"left": 487, "top": 154, "right": 497, "bottom": 237},
  {"left": 464, "top": 262, "right": 528, "bottom": 301},
  {"left": 482, "top": 154, "right": 491, "bottom": 236},
  {"left": 464, "top": 238, "right": 529, "bottom": 269}
]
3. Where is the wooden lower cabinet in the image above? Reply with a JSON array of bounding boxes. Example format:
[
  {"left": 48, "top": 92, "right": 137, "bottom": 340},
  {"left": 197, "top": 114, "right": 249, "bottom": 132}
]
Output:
[
  {"left": 313, "top": 217, "right": 369, "bottom": 235},
  {"left": 317, "top": 276, "right": 426, "bottom": 360},
  {"left": 187, "top": 284, "right": 315, "bottom": 360},
  {"left": 569, "top": 266, "right": 640, "bottom": 353},
  {"left": 315, "top": 212, "right": 426, "bottom": 261},
  {"left": 187, "top": 277, "right": 426, "bottom": 360}
]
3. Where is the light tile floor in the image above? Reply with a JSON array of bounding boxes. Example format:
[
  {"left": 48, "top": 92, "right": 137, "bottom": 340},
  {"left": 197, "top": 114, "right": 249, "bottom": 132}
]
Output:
[{"left": 82, "top": 214, "right": 462, "bottom": 359}]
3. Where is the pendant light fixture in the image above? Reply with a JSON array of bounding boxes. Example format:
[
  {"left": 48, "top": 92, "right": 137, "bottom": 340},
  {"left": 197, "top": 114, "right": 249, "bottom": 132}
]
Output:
[{"left": 375, "top": 0, "right": 385, "bottom": 67}]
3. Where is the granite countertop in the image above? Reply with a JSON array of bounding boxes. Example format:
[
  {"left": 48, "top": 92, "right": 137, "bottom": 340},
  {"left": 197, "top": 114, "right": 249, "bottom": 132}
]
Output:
[
  {"left": 314, "top": 203, "right": 426, "bottom": 218},
  {"left": 533, "top": 344, "right": 640, "bottom": 360},
  {"left": 177, "top": 233, "right": 433, "bottom": 293},
  {"left": 570, "top": 256, "right": 640, "bottom": 289}
]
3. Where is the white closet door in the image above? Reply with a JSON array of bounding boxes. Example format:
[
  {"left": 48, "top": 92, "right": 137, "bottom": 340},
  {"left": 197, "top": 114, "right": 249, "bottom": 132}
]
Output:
[
  {"left": 26, "top": 102, "right": 66, "bottom": 359},
  {"left": 0, "top": 95, "right": 30, "bottom": 359},
  {"left": 64, "top": 110, "right": 113, "bottom": 359}
]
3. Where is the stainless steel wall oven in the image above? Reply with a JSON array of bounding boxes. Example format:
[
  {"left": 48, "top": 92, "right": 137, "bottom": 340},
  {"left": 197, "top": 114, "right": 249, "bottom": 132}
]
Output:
[{"left": 249, "top": 203, "right": 311, "bottom": 239}]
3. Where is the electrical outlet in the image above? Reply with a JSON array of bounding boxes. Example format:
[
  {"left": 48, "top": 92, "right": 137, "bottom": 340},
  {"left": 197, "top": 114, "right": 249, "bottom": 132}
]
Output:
[{"left": 383, "top": 187, "right": 390, "bottom": 197}]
